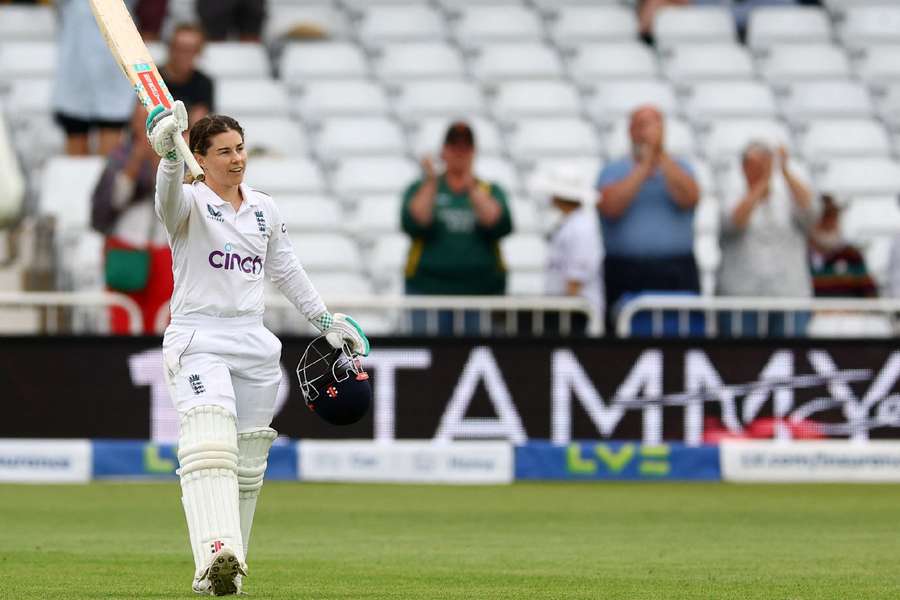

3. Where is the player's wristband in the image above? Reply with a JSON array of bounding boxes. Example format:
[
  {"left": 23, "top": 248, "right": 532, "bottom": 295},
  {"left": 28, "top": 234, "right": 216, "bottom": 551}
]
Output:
[{"left": 310, "top": 311, "right": 334, "bottom": 333}]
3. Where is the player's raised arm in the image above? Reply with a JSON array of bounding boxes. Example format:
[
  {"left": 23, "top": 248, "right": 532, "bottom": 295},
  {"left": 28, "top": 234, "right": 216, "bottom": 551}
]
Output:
[{"left": 148, "top": 101, "right": 191, "bottom": 234}]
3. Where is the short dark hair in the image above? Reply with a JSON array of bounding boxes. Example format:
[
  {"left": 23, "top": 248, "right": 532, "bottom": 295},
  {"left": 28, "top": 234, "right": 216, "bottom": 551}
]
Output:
[
  {"left": 443, "top": 121, "right": 475, "bottom": 148},
  {"left": 170, "top": 22, "right": 206, "bottom": 44},
  {"left": 190, "top": 114, "right": 244, "bottom": 155}
]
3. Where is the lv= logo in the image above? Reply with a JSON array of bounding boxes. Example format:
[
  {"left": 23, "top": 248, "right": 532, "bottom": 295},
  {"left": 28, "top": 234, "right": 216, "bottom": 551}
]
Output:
[{"left": 567, "top": 443, "right": 671, "bottom": 477}]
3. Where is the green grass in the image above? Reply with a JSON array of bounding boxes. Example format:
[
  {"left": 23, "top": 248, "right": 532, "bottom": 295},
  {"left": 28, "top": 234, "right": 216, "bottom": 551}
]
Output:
[{"left": 1, "top": 482, "right": 899, "bottom": 599}]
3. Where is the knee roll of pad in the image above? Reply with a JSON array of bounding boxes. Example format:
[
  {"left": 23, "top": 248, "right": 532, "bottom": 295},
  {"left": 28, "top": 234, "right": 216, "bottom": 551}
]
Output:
[
  {"left": 178, "top": 405, "right": 239, "bottom": 477},
  {"left": 237, "top": 428, "right": 277, "bottom": 496}
]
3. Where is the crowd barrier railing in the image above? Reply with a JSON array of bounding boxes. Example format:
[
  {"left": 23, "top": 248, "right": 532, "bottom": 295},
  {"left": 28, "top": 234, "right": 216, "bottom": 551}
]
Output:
[{"left": 0, "top": 291, "right": 143, "bottom": 335}]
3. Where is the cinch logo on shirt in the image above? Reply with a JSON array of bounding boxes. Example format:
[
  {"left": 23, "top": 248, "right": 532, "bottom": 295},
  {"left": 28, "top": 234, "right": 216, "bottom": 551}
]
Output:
[{"left": 208, "top": 242, "right": 263, "bottom": 274}]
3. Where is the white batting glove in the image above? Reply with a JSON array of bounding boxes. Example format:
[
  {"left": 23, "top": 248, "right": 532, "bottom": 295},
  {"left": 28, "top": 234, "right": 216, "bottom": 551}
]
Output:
[
  {"left": 312, "top": 312, "right": 370, "bottom": 356},
  {"left": 146, "top": 100, "right": 188, "bottom": 160}
]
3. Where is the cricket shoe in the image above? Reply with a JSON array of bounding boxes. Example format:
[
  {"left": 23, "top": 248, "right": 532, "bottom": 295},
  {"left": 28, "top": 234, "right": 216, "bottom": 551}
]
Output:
[{"left": 194, "top": 544, "right": 247, "bottom": 596}]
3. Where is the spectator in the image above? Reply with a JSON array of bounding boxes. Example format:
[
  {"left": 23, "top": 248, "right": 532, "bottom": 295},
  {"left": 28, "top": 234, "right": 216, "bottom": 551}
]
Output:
[
  {"left": 135, "top": 0, "right": 168, "bottom": 41},
  {"left": 91, "top": 105, "right": 173, "bottom": 334},
  {"left": 52, "top": 0, "right": 136, "bottom": 155},
  {"left": 637, "top": 0, "right": 690, "bottom": 44},
  {"left": 0, "top": 112, "right": 24, "bottom": 227},
  {"left": 196, "top": 0, "right": 266, "bottom": 42},
  {"left": 401, "top": 121, "right": 513, "bottom": 334},
  {"left": 809, "top": 194, "right": 877, "bottom": 298},
  {"left": 159, "top": 23, "right": 214, "bottom": 125},
  {"left": 597, "top": 105, "right": 700, "bottom": 331},
  {"left": 536, "top": 166, "right": 603, "bottom": 336},
  {"left": 717, "top": 142, "right": 818, "bottom": 335}
]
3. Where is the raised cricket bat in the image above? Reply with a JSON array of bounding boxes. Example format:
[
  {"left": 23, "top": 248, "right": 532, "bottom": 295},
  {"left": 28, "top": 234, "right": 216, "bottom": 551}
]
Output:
[{"left": 89, "top": 0, "right": 205, "bottom": 181}]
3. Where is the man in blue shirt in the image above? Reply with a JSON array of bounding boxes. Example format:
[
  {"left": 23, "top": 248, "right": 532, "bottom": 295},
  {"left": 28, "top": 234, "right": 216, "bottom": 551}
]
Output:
[{"left": 597, "top": 105, "right": 701, "bottom": 331}]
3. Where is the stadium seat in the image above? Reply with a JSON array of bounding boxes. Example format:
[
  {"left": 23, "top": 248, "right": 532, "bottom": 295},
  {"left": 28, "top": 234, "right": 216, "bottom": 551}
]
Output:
[
  {"left": 410, "top": 116, "right": 503, "bottom": 156},
  {"left": 245, "top": 157, "right": 325, "bottom": 194},
  {"left": 507, "top": 271, "right": 546, "bottom": 296},
  {"left": 694, "top": 196, "right": 721, "bottom": 236},
  {"left": 294, "top": 80, "right": 390, "bottom": 120},
  {"left": 346, "top": 194, "right": 402, "bottom": 240},
  {"left": 277, "top": 196, "right": 343, "bottom": 231},
  {"left": 215, "top": 80, "right": 290, "bottom": 117},
  {"left": 549, "top": 5, "right": 638, "bottom": 43},
  {"left": 38, "top": 157, "right": 105, "bottom": 230},
  {"left": 358, "top": 5, "right": 446, "bottom": 43},
  {"left": 688, "top": 158, "right": 716, "bottom": 197},
  {"left": 856, "top": 45, "right": 900, "bottom": 85},
  {"left": 878, "top": 82, "right": 900, "bottom": 126},
  {"left": 746, "top": 6, "right": 832, "bottom": 49},
  {"left": 568, "top": 43, "right": 658, "bottom": 84},
  {"left": 332, "top": 157, "right": 419, "bottom": 196},
  {"left": 290, "top": 233, "right": 363, "bottom": 272},
  {"left": 781, "top": 81, "right": 875, "bottom": 123},
  {"left": 263, "top": 3, "right": 350, "bottom": 44},
  {"left": 240, "top": 117, "right": 308, "bottom": 158},
  {"left": 507, "top": 199, "right": 543, "bottom": 235},
  {"left": 453, "top": 5, "right": 543, "bottom": 43},
  {"left": 683, "top": 81, "right": 778, "bottom": 121},
  {"left": 760, "top": 44, "right": 851, "bottom": 83},
  {"left": 5, "top": 79, "right": 53, "bottom": 123},
  {"left": 367, "top": 233, "right": 409, "bottom": 293},
  {"left": 818, "top": 157, "right": 900, "bottom": 197},
  {"left": 475, "top": 156, "right": 520, "bottom": 195},
  {"left": 605, "top": 117, "right": 695, "bottom": 159},
  {"left": 840, "top": 6, "right": 900, "bottom": 47},
  {"left": 491, "top": 81, "right": 582, "bottom": 119},
  {"left": 507, "top": 118, "right": 600, "bottom": 159},
  {"left": 586, "top": 81, "right": 678, "bottom": 124},
  {"left": 799, "top": 119, "right": 892, "bottom": 160},
  {"left": 0, "top": 5, "right": 55, "bottom": 41},
  {"left": 0, "top": 41, "right": 56, "bottom": 81},
  {"left": 662, "top": 44, "right": 755, "bottom": 82},
  {"left": 306, "top": 272, "right": 375, "bottom": 297},
  {"left": 501, "top": 234, "right": 548, "bottom": 271},
  {"left": 200, "top": 42, "right": 270, "bottom": 79},
  {"left": 653, "top": 6, "right": 737, "bottom": 47},
  {"left": 702, "top": 119, "right": 793, "bottom": 162},
  {"left": 841, "top": 196, "right": 900, "bottom": 239},
  {"left": 394, "top": 80, "right": 487, "bottom": 118},
  {"left": 315, "top": 117, "right": 406, "bottom": 159},
  {"left": 470, "top": 43, "right": 564, "bottom": 80},
  {"left": 279, "top": 42, "right": 367, "bottom": 82},
  {"left": 374, "top": 42, "right": 465, "bottom": 81}
]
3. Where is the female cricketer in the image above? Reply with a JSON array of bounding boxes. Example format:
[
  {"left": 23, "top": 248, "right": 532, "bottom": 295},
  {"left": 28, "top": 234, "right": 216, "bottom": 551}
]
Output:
[{"left": 147, "top": 100, "right": 369, "bottom": 596}]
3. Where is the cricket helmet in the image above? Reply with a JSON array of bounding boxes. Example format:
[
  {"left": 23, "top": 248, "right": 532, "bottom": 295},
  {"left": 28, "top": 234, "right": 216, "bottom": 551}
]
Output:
[{"left": 296, "top": 336, "right": 371, "bottom": 426}]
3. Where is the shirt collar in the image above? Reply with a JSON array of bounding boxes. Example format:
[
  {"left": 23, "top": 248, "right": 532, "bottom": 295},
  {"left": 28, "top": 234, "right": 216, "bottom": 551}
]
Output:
[{"left": 197, "top": 182, "right": 260, "bottom": 207}]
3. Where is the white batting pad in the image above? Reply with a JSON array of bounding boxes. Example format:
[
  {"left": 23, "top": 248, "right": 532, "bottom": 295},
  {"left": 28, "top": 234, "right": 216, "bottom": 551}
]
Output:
[
  {"left": 237, "top": 427, "right": 277, "bottom": 559},
  {"left": 178, "top": 405, "right": 245, "bottom": 575}
]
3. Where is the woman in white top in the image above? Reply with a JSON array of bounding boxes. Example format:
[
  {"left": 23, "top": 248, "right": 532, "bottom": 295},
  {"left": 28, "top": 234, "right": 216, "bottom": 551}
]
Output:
[{"left": 147, "top": 101, "right": 368, "bottom": 595}]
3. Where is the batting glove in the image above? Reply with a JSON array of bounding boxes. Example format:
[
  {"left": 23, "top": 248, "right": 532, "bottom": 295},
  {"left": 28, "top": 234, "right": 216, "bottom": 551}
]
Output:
[
  {"left": 312, "top": 311, "right": 370, "bottom": 356},
  {"left": 146, "top": 100, "right": 188, "bottom": 160}
]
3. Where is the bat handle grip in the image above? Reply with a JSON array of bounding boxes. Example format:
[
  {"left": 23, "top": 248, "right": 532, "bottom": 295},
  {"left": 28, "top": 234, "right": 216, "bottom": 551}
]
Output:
[{"left": 174, "top": 133, "right": 205, "bottom": 182}]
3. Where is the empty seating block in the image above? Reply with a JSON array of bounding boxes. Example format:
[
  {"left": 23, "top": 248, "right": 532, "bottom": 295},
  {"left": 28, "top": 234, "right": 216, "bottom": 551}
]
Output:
[
  {"left": 800, "top": 119, "right": 891, "bottom": 160},
  {"left": 569, "top": 43, "right": 657, "bottom": 83},
  {"left": 761, "top": 44, "right": 851, "bottom": 83},
  {"left": 279, "top": 42, "right": 367, "bottom": 82},
  {"left": 841, "top": 6, "right": 900, "bottom": 46},
  {"left": 358, "top": 5, "right": 446, "bottom": 43},
  {"left": 747, "top": 6, "right": 832, "bottom": 49},
  {"left": 470, "top": 43, "right": 563, "bottom": 80},
  {"left": 587, "top": 81, "right": 678, "bottom": 124},
  {"left": 454, "top": 5, "right": 543, "bottom": 43},
  {"left": 653, "top": 6, "right": 737, "bottom": 47},
  {"left": 818, "top": 158, "right": 900, "bottom": 197},
  {"left": 347, "top": 195, "right": 402, "bottom": 240},
  {"left": 394, "top": 80, "right": 487, "bottom": 118},
  {"left": 39, "top": 157, "right": 106, "bottom": 230},
  {"left": 332, "top": 157, "right": 419, "bottom": 196},
  {"left": 857, "top": 45, "right": 900, "bottom": 85},
  {"left": 240, "top": 117, "right": 308, "bottom": 157},
  {"left": 200, "top": 42, "right": 269, "bottom": 79},
  {"left": 703, "top": 119, "right": 793, "bottom": 161},
  {"left": 507, "top": 118, "right": 599, "bottom": 159},
  {"left": 264, "top": 4, "right": 350, "bottom": 43},
  {"left": 475, "top": 156, "right": 519, "bottom": 194},
  {"left": 491, "top": 81, "right": 582, "bottom": 118},
  {"left": 245, "top": 157, "right": 325, "bottom": 194},
  {"left": 663, "top": 44, "right": 755, "bottom": 82},
  {"left": 684, "top": 81, "right": 778, "bottom": 121},
  {"left": 375, "top": 42, "right": 464, "bottom": 81},
  {"left": 550, "top": 6, "right": 638, "bottom": 43},
  {"left": 0, "top": 41, "right": 56, "bottom": 81},
  {"left": 291, "top": 233, "right": 363, "bottom": 272},
  {"left": 501, "top": 234, "right": 548, "bottom": 271},
  {"left": 215, "top": 80, "right": 290, "bottom": 117},
  {"left": 294, "top": 80, "right": 390, "bottom": 120},
  {"left": 781, "top": 81, "right": 874, "bottom": 122},
  {"left": 315, "top": 117, "right": 406, "bottom": 159},
  {"left": 0, "top": 5, "right": 55, "bottom": 41},
  {"left": 277, "top": 196, "right": 343, "bottom": 231}
]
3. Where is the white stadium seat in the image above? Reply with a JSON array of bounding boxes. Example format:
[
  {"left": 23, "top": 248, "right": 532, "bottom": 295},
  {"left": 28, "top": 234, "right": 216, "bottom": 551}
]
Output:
[
  {"left": 501, "top": 234, "right": 548, "bottom": 271},
  {"left": 694, "top": 196, "right": 721, "bottom": 235},
  {"left": 587, "top": 80, "right": 678, "bottom": 124},
  {"left": 857, "top": 45, "right": 900, "bottom": 85},
  {"left": 454, "top": 5, "right": 543, "bottom": 43},
  {"left": 703, "top": 119, "right": 793, "bottom": 161},
  {"left": 568, "top": 43, "right": 658, "bottom": 83},
  {"left": 663, "top": 44, "right": 755, "bottom": 81},
  {"left": 245, "top": 157, "right": 325, "bottom": 194},
  {"left": 0, "top": 5, "right": 55, "bottom": 41},
  {"left": 39, "top": 157, "right": 105, "bottom": 231},
  {"left": 683, "top": 81, "right": 778, "bottom": 121},
  {"left": 491, "top": 81, "right": 582, "bottom": 119},
  {"left": 800, "top": 119, "right": 892, "bottom": 160},
  {"left": 761, "top": 44, "right": 851, "bottom": 83},
  {"left": 294, "top": 80, "right": 389, "bottom": 120},
  {"left": 394, "top": 80, "right": 487, "bottom": 118},
  {"left": 367, "top": 233, "right": 409, "bottom": 295},
  {"left": 508, "top": 199, "right": 543, "bottom": 234},
  {"left": 507, "top": 271, "right": 546, "bottom": 296},
  {"left": 475, "top": 156, "right": 519, "bottom": 194},
  {"left": 781, "top": 81, "right": 875, "bottom": 122},
  {"left": 332, "top": 157, "right": 419, "bottom": 196},
  {"left": 277, "top": 196, "right": 343, "bottom": 231},
  {"left": 0, "top": 41, "right": 56, "bottom": 81},
  {"left": 200, "top": 43, "right": 270, "bottom": 80},
  {"left": 605, "top": 117, "right": 695, "bottom": 159},
  {"left": 550, "top": 5, "right": 638, "bottom": 43},
  {"left": 347, "top": 194, "right": 402, "bottom": 236},
  {"left": 240, "top": 117, "right": 308, "bottom": 157},
  {"left": 291, "top": 233, "right": 363, "bottom": 272},
  {"left": 411, "top": 116, "right": 503, "bottom": 156},
  {"left": 215, "top": 80, "right": 290, "bottom": 117},
  {"left": 279, "top": 42, "right": 367, "bottom": 82},
  {"left": 842, "top": 196, "right": 900, "bottom": 239},
  {"left": 358, "top": 5, "right": 446, "bottom": 43},
  {"left": 264, "top": 4, "right": 350, "bottom": 43},
  {"left": 878, "top": 83, "right": 900, "bottom": 126},
  {"left": 307, "top": 272, "right": 375, "bottom": 297},
  {"left": 375, "top": 42, "right": 465, "bottom": 81},
  {"left": 507, "top": 118, "right": 599, "bottom": 159},
  {"left": 470, "top": 43, "right": 564, "bottom": 80},
  {"left": 315, "top": 117, "right": 406, "bottom": 159},
  {"left": 746, "top": 6, "right": 832, "bottom": 49},
  {"left": 840, "top": 6, "right": 900, "bottom": 46},
  {"left": 653, "top": 6, "right": 737, "bottom": 47},
  {"left": 818, "top": 158, "right": 900, "bottom": 197},
  {"left": 6, "top": 79, "right": 54, "bottom": 121}
]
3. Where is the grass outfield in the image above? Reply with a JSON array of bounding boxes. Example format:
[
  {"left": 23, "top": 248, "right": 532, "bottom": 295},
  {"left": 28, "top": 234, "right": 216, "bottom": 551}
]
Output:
[{"left": 1, "top": 482, "right": 899, "bottom": 599}]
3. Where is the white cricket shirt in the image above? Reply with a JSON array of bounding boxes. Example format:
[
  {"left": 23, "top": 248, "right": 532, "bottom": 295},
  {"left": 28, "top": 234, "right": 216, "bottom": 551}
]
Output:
[
  {"left": 154, "top": 159, "right": 326, "bottom": 320},
  {"left": 545, "top": 206, "right": 604, "bottom": 315}
]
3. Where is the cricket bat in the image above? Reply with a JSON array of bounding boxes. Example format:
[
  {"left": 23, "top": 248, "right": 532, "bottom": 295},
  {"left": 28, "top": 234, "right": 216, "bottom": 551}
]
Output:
[{"left": 89, "top": 0, "right": 205, "bottom": 181}]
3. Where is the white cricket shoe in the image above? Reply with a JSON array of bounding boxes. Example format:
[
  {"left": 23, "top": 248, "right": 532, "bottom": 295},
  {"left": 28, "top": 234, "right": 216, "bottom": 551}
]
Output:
[{"left": 193, "top": 545, "right": 247, "bottom": 596}]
